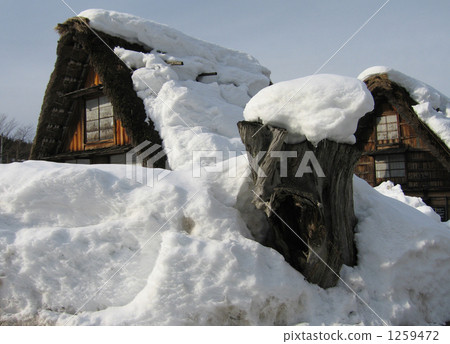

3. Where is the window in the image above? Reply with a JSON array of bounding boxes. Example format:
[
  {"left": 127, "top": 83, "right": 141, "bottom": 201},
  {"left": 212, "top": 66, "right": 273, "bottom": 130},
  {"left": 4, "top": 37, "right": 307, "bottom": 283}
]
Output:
[
  {"left": 375, "top": 154, "right": 405, "bottom": 178},
  {"left": 85, "top": 95, "right": 114, "bottom": 143},
  {"left": 376, "top": 115, "right": 398, "bottom": 140}
]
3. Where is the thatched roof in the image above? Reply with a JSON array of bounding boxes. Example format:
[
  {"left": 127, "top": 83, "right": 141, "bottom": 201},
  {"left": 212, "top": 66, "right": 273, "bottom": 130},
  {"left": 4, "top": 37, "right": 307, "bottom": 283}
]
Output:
[
  {"left": 30, "top": 17, "right": 163, "bottom": 160},
  {"left": 359, "top": 73, "right": 450, "bottom": 171}
]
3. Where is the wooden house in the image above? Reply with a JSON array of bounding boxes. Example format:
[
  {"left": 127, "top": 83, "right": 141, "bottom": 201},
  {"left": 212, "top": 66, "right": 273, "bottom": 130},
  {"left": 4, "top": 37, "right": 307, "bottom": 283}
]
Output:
[
  {"left": 355, "top": 73, "right": 450, "bottom": 221},
  {"left": 30, "top": 17, "right": 165, "bottom": 166}
]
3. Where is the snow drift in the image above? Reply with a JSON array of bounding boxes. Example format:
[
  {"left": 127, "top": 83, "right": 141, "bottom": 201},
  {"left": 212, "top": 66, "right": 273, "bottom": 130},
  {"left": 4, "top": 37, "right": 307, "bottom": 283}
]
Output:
[{"left": 0, "top": 161, "right": 449, "bottom": 325}]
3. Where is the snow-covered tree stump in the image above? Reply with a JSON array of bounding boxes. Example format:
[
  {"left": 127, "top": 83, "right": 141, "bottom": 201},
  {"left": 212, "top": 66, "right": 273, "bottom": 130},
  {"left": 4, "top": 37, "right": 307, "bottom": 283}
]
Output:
[{"left": 237, "top": 121, "right": 363, "bottom": 288}]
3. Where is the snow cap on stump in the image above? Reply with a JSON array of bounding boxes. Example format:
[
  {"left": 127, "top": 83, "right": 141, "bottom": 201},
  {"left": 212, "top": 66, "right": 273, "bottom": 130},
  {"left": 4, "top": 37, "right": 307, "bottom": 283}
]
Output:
[{"left": 243, "top": 74, "right": 374, "bottom": 145}]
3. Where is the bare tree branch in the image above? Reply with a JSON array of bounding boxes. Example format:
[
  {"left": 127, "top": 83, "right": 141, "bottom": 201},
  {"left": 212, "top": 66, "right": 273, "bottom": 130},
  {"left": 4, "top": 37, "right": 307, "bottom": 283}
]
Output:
[
  {"left": 0, "top": 114, "right": 34, "bottom": 163},
  {"left": 14, "top": 124, "right": 34, "bottom": 143},
  {"left": 0, "top": 114, "right": 18, "bottom": 138}
]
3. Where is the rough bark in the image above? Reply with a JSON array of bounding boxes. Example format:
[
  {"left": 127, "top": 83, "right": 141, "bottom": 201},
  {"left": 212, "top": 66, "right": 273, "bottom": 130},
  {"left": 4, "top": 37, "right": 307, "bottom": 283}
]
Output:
[{"left": 238, "top": 121, "right": 362, "bottom": 288}]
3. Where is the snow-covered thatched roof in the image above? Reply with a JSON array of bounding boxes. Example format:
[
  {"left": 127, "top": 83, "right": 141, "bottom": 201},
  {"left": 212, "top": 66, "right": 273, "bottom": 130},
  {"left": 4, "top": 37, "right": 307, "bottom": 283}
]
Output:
[
  {"left": 359, "top": 67, "right": 450, "bottom": 150},
  {"left": 31, "top": 9, "right": 271, "bottom": 168},
  {"left": 358, "top": 67, "right": 450, "bottom": 170}
]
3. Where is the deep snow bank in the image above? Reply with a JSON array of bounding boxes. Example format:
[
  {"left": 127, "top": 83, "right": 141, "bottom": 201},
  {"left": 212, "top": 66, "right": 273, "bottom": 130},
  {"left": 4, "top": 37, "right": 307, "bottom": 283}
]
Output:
[{"left": 0, "top": 161, "right": 449, "bottom": 325}]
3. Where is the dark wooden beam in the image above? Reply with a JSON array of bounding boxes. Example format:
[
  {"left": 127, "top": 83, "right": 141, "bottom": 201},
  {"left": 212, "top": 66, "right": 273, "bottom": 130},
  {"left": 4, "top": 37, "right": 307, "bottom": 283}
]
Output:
[{"left": 63, "top": 84, "right": 104, "bottom": 98}]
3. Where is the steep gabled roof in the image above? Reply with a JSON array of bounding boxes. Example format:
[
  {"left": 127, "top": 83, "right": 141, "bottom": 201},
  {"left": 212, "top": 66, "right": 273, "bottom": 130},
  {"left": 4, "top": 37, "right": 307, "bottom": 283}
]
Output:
[
  {"left": 358, "top": 71, "right": 450, "bottom": 171},
  {"left": 31, "top": 17, "right": 164, "bottom": 160}
]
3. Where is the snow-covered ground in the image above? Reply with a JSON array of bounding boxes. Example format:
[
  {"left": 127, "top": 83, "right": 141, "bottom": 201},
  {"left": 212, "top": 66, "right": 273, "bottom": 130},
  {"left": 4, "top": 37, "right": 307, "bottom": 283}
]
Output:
[
  {"left": 1, "top": 9, "right": 448, "bottom": 326},
  {"left": 0, "top": 160, "right": 449, "bottom": 325}
]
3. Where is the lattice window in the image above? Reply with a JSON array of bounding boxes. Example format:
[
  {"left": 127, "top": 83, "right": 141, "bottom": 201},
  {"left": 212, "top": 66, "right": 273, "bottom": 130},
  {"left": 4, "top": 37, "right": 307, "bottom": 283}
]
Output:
[
  {"left": 85, "top": 95, "right": 114, "bottom": 143},
  {"left": 376, "top": 115, "right": 398, "bottom": 140},
  {"left": 375, "top": 154, "right": 405, "bottom": 178}
]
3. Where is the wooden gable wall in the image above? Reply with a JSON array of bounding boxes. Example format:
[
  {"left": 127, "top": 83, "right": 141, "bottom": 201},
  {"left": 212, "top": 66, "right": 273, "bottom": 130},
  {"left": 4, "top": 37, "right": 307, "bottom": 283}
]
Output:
[
  {"left": 355, "top": 101, "right": 450, "bottom": 189},
  {"left": 355, "top": 99, "right": 450, "bottom": 220}
]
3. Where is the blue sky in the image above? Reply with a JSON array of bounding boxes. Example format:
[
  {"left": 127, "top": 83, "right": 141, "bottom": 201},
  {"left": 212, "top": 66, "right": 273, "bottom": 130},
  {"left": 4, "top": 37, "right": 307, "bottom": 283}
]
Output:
[{"left": 0, "top": 0, "right": 449, "bottom": 129}]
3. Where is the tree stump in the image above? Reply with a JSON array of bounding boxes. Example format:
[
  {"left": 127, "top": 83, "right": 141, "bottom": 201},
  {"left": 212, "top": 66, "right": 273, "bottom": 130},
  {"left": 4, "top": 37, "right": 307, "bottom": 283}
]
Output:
[{"left": 237, "top": 121, "right": 363, "bottom": 288}]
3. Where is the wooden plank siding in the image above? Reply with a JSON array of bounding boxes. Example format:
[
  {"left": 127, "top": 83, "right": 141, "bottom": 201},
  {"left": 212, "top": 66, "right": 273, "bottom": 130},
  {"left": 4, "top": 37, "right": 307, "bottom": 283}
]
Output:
[
  {"left": 355, "top": 111, "right": 450, "bottom": 190},
  {"left": 354, "top": 155, "right": 375, "bottom": 186},
  {"left": 115, "top": 119, "right": 130, "bottom": 146},
  {"left": 405, "top": 151, "right": 450, "bottom": 190},
  {"left": 67, "top": 68, "right": 130, "bottom": 152},
  {"left": 68, "top": 119, "right": 84, "bottom": 152}
]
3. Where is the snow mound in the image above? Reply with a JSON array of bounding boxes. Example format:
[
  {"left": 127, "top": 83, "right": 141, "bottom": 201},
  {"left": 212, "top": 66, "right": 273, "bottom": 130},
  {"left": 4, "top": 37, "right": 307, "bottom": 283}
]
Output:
[
  {"left": 358, "top": 66, "right": 450, "bottom": 149},
  {"left": 351, "top": 177, "right": 450, "bottom": 325},
  {"left": 79, "top": 9, "right": 271, "bottom": 170},
  {"left": 375, "top": 181, "right": 441, "bottom": 222},
  {"left": 243, "top": 74, "right": 374, "bottom": 145},
  {"left": 1, "top": 162, "right": 449, "bottom": 325}
]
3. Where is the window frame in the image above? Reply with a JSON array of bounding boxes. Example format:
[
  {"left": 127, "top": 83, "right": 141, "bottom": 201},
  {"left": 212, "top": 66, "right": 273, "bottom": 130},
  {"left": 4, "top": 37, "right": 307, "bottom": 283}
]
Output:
[
  {"left": 375, "top": 154, "right": 406, "bottom": 179},
  {"left": 375, "top": 114, "right": 399, "bottom": 141},
  {"left": 84, "top": 94, "right": 115, "bottom": 144}
]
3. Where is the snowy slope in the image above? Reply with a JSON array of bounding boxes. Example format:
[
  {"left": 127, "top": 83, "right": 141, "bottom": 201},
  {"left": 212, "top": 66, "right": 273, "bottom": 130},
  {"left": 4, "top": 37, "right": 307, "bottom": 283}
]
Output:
[
  {"left": 374, "top": 181, "right": 442, "bottom": 222},
  {"left": 80, "top": 9, "right": 271, "bottom": 170},
  {"left": 0, "top": 161, "right": 449, "bottom": 325},
  {"left": 358, "top": 66, "right": 450, "bottom": 149}
]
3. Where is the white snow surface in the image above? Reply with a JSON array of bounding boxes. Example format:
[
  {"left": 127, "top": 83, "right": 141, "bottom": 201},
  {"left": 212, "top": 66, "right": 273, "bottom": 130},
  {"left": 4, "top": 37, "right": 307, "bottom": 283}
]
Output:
[
  {"left": 79, "top": 9, "right": 271, "bottom": 170},
  {"left": 374, "top": 181, "right": 442, "bottom": 223},
  {"left": 243, "top": 75, "right": 374, "bottom": 145},
  {"left": 1, "top": 10, "right": 448, "bottom": 326},
  {"left": 358, "top": 66, "right": 450, "bottom": 149},
  {"left": 0, "top": 161, "right": 449, "bottom": 325}
]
